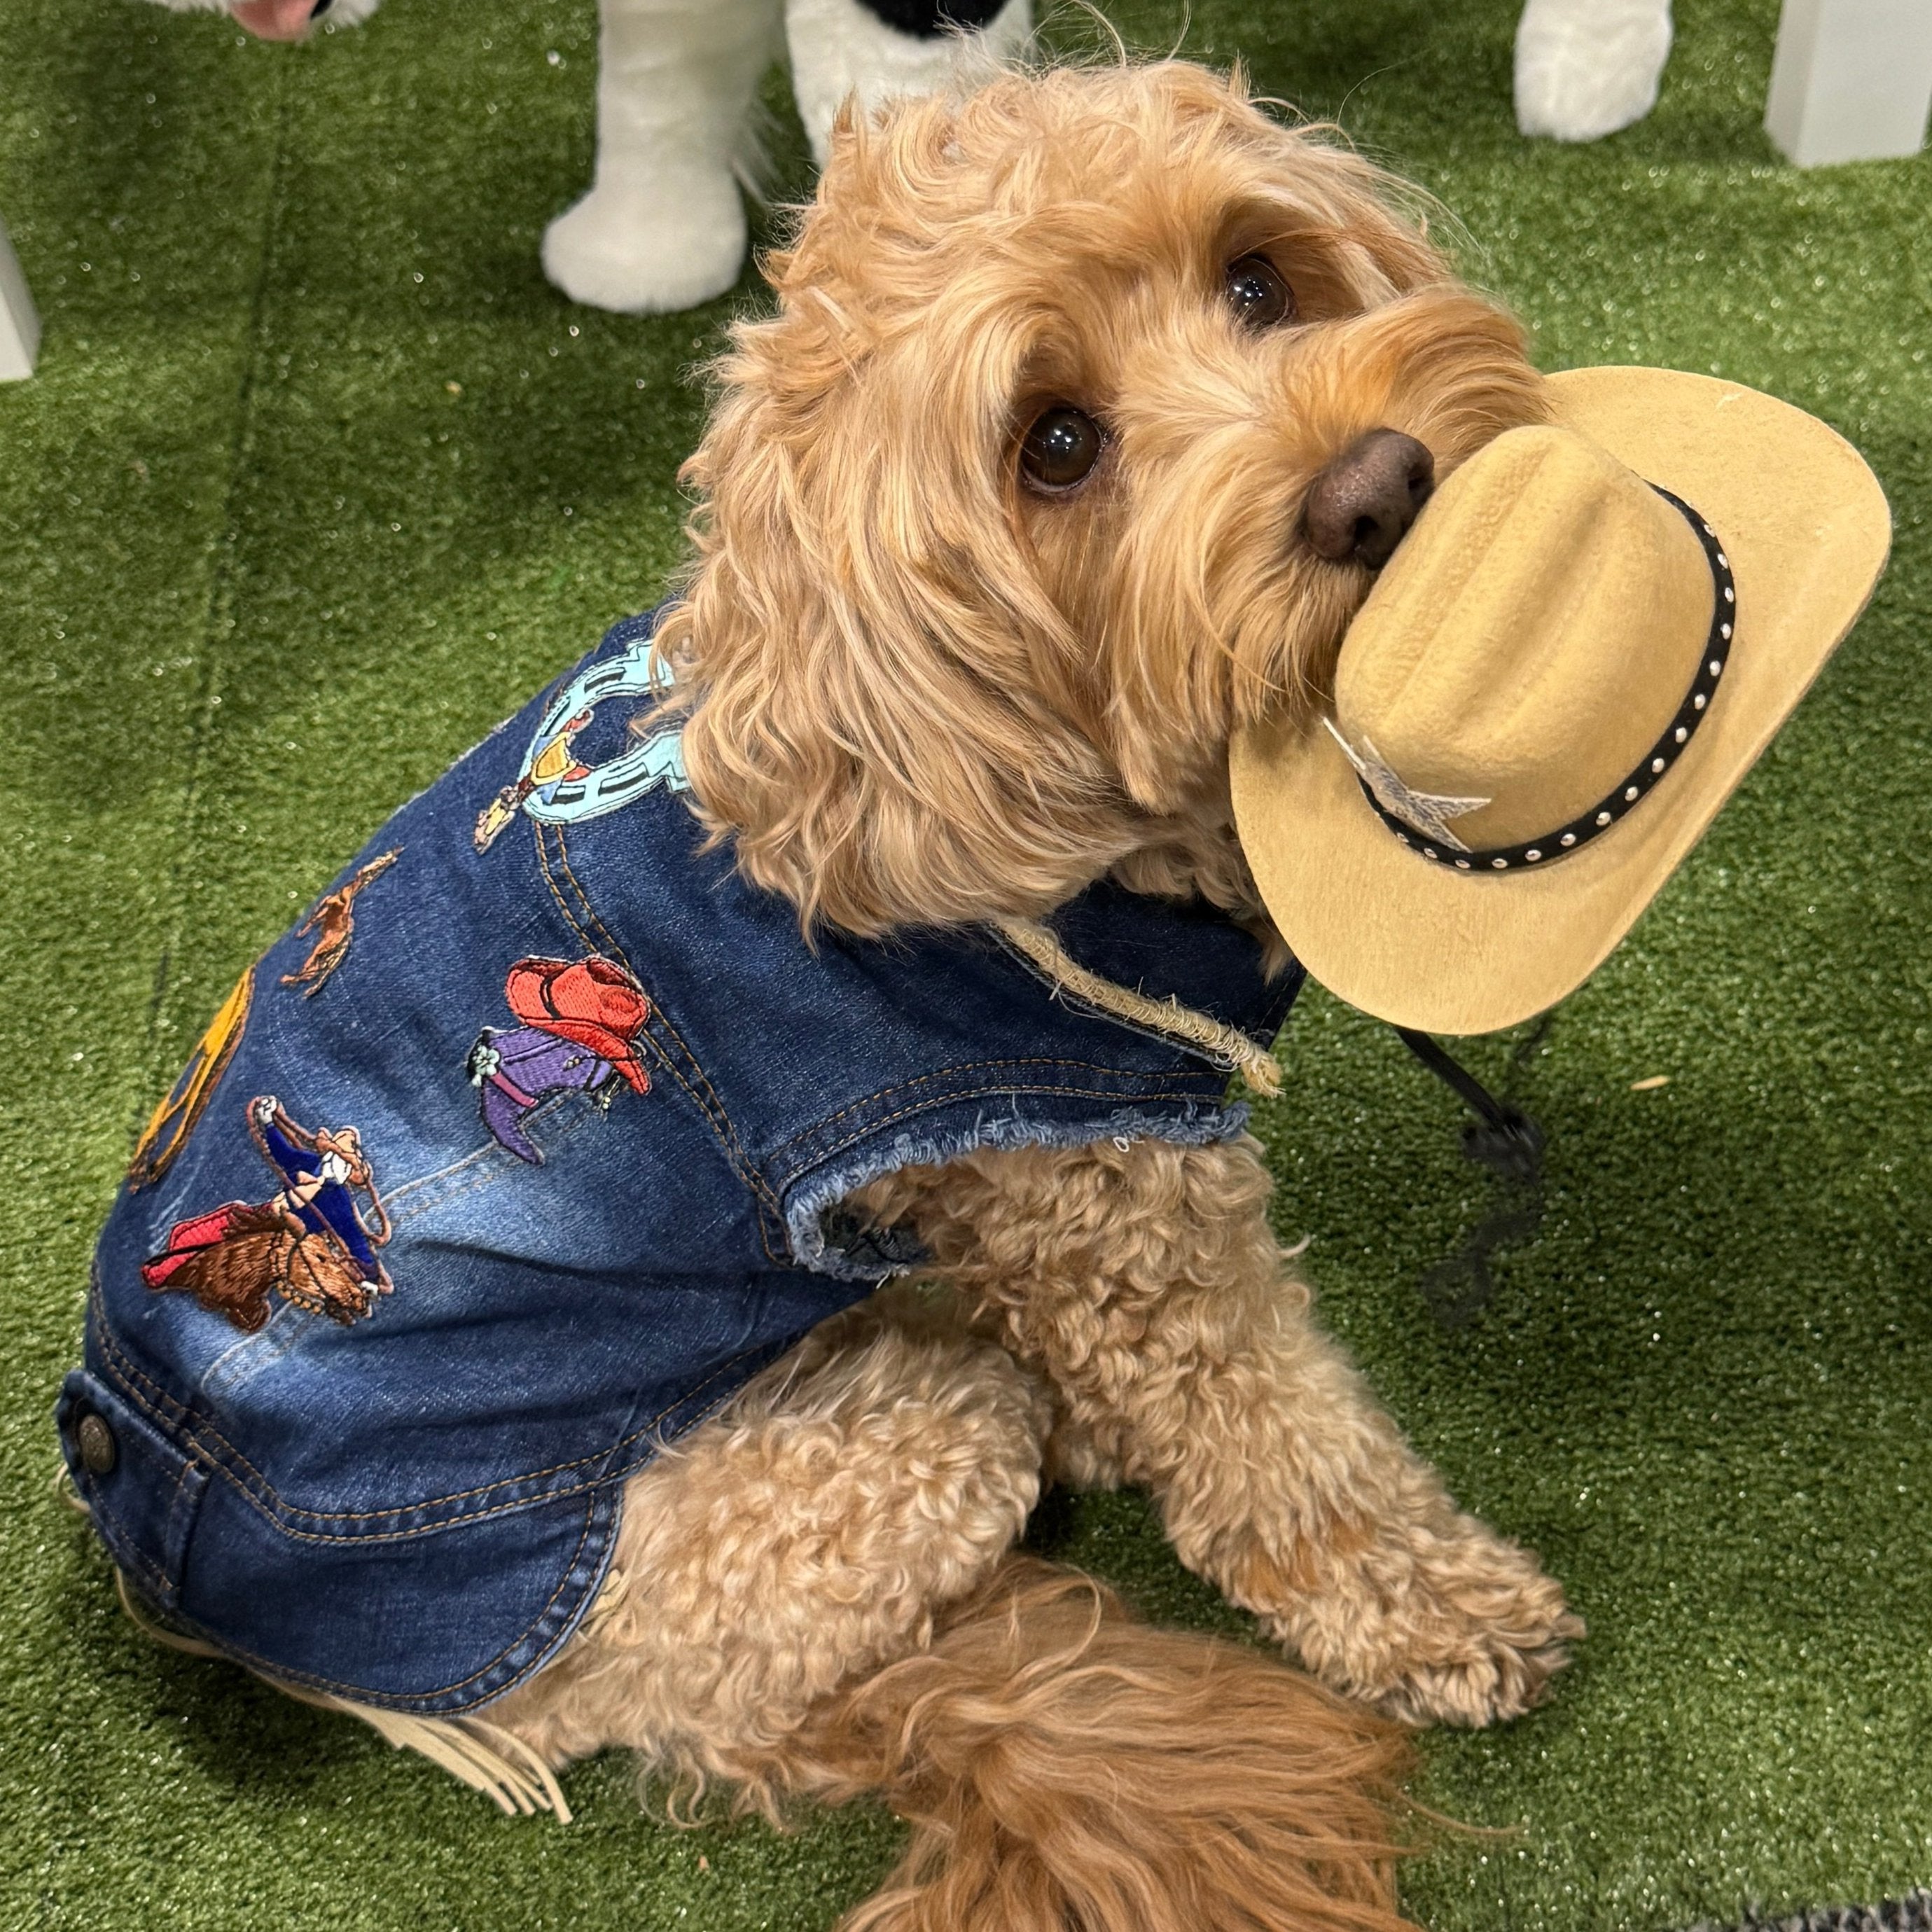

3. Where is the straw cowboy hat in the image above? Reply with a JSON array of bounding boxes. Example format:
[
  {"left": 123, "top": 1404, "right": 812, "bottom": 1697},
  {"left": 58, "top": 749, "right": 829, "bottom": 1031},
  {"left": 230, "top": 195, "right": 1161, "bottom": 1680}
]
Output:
[{"left": 1231, "top": 367, "right": 1891, "bottom": 1036}]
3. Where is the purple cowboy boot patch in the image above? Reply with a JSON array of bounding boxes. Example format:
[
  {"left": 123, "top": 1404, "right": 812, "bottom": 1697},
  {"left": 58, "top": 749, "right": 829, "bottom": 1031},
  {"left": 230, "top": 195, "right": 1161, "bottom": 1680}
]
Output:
[
  {"left": 465, "top": 954, "right": 653, "bottom": 1164},
  {"left": 466, "top": 1027, "right": 613, "bottom": 1163}
]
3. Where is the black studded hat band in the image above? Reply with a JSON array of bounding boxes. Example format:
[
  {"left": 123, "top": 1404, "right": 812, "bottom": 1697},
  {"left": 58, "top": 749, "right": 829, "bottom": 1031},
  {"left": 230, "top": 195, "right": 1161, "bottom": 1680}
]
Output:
[{"left": 1348, "top": 487, "right": 1735, "bottom": 874}]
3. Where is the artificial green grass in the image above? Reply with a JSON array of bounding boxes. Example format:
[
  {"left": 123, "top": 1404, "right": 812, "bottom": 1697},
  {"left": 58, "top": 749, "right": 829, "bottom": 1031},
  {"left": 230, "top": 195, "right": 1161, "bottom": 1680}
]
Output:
[{"left": 1, "top": 0, "right": 1929, "bottom": 1926}]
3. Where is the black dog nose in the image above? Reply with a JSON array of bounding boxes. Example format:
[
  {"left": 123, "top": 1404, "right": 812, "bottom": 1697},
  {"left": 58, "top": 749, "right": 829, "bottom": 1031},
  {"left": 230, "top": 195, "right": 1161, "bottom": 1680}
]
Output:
[{"left": 1303, "top": 429, "right": 1436, "bottom": 569}]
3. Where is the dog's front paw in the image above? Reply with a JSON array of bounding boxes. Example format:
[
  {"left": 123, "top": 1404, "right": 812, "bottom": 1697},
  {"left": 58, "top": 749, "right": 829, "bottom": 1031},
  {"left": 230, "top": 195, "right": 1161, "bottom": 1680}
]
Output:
[
  {"left": 541, "top": 168, "right": 746, "bottom": 315},
  {"left": 1359, "top": 1548, "right": 1582, "bottom": 1730},
  {"left": 1279, "top": 1514, "right": 1582, "bottom": 1728}
]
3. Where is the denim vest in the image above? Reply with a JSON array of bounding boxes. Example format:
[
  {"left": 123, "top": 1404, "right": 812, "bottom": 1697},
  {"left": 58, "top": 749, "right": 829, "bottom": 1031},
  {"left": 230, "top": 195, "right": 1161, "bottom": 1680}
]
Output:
[{"left": 61, "top": 611, "right": 1302, "bottom": 1716}]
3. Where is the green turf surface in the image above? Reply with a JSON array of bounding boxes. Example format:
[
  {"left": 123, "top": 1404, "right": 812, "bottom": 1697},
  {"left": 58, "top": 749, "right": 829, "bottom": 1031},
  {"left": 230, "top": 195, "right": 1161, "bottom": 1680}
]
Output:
[{"left": 1, "top": 0, "right": 1928, "bottom": 1926}]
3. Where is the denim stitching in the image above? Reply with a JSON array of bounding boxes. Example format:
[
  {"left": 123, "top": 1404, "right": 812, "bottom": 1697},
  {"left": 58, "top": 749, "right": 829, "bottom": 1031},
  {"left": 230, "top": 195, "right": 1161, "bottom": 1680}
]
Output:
[
  {"left": 98, "top": 1311, "right": 753, "bottom": 1528},
  {"left": 543, "top": 823, "right": 787, "bottom": 1253},
  {"left": 527, "top": 821, "right": 783, "bottom": 1261},
  {"left": 532, "top": 819, "right": 596, "bottom": 951},
  {"left": 162, "top": 1455, "right": 200, "bottom": 1593},
  {"left": 552, "top": 824, "right": 778, "bottom": 1209},
  {"left": 88, "top": 1426, "right": 196, "bottom": 1599},
  {"left": 636, "top": 1013, "right": 783, "bottom": 1216},
  {"left": 124, "top": 1308, "right": 795, "bottom": 1709},
  {"left": 634, "top": 1033, "right": 787, "bottom": 1266},
  {"left": 536, "top": 821, "right": 776, "bottom": 1209},
  {"left": 548, "top": 825, "right": 637, "bottom": 980},
  {"left": 91, "top": 1293, "right": 188, "bottom": 1424},
  {"left": 75, "top": 1410, "right": 191, "bottom": 1602},
  {"left": 151, "top": 1496, "right": 603, "bottom": 1706},
  {"left": 98, "top": 1516, "right": 175, "bottom": 1601},
  {"left": 93, "top": 1288, "right": 778, "bottom": 1529}
]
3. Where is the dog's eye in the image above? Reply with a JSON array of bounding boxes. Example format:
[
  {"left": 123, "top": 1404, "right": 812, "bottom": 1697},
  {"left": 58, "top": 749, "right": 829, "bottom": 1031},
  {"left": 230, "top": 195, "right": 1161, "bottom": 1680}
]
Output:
[
  {"left": 1020, "top": 406, "right": 1104, "bottom": 492},
  {"left": 1226, "top": 255, "right": 1295, "bottom": 330}
]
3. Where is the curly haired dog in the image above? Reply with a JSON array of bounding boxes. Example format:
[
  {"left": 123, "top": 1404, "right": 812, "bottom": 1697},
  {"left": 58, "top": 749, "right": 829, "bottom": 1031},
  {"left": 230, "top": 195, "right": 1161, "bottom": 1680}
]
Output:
[{"left": 473, "top": 60, "right": 1578, "bottom": 1930}]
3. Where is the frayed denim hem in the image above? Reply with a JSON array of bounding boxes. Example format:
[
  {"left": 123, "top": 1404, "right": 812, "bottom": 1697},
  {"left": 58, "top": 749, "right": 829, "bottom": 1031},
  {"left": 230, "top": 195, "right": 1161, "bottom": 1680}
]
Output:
[{"left": 786, "top": 1101, "right": 1252, "bottom": 1282}]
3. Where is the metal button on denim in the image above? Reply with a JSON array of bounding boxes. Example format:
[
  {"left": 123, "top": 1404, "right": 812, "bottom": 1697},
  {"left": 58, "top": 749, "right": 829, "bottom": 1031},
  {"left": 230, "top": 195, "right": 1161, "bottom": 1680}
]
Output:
[{"left": 75, "top": 1410, "right": 116, "bottom": 1478}]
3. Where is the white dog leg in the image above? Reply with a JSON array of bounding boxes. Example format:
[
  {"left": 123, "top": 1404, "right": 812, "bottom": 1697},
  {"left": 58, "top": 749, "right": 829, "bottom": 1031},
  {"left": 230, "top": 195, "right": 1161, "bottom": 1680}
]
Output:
[
  {"left": 542, "top": 0, "right": 782, "bottom": 314},
  {"left": 1514, "top": 0, "right": 1673, "bottom": 142},
  {"left": 785, "top": 0, "right": 1031, "bottom": 166}
]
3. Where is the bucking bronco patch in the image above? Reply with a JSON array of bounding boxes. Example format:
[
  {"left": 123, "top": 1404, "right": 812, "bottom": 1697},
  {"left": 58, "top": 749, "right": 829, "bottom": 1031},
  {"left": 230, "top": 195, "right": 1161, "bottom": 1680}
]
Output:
[
  {"left": 280, "top": 847, "right": 402, "bottom": 998},
  {"left": 141, "top": 1097, "right": 394, "bottom": 1333}
]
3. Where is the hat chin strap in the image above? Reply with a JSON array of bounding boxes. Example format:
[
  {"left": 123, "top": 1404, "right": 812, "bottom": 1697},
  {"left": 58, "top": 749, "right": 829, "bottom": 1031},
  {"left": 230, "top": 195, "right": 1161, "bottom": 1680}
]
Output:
[
  {"left": 1351, "top": 486, "right": 1735, "bottom": 874},
  {"left": 1335, "top": 487, "right": 1736, "bottom": 1314},
  {"left": 1395, "top": 1027, "right": 1545, "bottom": 1185}
]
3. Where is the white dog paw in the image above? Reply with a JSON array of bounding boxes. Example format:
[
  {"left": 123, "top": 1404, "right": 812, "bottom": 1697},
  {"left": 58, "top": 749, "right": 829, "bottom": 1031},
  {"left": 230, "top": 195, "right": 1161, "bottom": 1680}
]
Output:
[
  {"left": 1514, "top": 0, "right": 1673, "bottom": 142},
  {"left": 540, "top": 169, "right": 746, "bottom": 316}
]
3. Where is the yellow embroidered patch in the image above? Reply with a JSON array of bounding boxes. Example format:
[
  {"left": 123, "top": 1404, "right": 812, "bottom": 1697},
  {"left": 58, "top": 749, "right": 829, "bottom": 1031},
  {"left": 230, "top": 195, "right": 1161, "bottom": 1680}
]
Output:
[{"left": 127, "top": 964, "right": 254, "bottom": 1191}]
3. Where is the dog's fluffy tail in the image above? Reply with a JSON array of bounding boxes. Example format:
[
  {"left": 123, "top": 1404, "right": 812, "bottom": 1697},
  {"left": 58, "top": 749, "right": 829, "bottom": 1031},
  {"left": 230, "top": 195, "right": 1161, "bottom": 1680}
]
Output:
[{"left": 797, "top": 1557, "right": 1421, "bottom": 1932}]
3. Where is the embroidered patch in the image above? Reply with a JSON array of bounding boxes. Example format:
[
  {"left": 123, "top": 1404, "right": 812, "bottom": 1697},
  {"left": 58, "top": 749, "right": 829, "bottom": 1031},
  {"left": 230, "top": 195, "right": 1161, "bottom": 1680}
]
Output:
[
  {"left": 466, "top": 954, "right": 651, "bottom": 1164},
  {"left": 128, "top": 964, "right": 256, "bottom": 1192},
  {"left": 473, "top": 635, "right": 689, "bottom": 853},
  {"left": 280, "top": 847, "right": 401, "bottom": 997},
  {"left": 141, "top": 1097, "right": 395, "bottom": 1333}
]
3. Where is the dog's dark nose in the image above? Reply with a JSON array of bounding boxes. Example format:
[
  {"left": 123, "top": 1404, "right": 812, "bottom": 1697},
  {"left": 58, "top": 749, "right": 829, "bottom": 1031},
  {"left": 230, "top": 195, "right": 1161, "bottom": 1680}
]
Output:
[{"left": 1303, "top": 429, "right": 1436, "bottom": 569}]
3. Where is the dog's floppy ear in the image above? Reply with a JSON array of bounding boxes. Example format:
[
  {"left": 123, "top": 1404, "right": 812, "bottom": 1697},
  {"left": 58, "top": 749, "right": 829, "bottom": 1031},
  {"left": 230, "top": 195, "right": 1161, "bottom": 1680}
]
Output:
[{"left": 664, "top": 228, "right": 1137, "bottom": 940}]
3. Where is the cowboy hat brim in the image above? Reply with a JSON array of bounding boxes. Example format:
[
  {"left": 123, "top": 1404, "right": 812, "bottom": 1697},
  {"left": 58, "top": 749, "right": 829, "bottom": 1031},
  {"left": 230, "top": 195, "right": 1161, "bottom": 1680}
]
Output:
[{"left": 1229, "top": 367, "right": 1891, "bottom": 1036}]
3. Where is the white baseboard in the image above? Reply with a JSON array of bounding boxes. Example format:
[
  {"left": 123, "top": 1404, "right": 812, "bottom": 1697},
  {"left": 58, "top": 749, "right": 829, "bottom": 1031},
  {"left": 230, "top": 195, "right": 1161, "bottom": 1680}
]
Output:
[
  {"left": 0, "top": 218, "right": 39, "bottom": 382},
  {"left": 1766, "top": 0, "right": 1932, "bottom": 166}
]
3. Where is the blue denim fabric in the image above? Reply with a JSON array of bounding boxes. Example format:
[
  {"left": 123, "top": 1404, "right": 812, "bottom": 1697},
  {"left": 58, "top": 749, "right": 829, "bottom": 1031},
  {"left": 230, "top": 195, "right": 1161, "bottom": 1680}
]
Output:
[{"left": 62, "top": 611, "right": 1303, "bottom": 1715}]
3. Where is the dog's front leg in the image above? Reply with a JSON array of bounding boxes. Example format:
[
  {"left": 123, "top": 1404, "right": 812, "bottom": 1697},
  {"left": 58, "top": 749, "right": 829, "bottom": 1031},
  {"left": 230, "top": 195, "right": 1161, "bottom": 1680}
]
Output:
[
  {"left": 783, "top": 0, "right": 1034, "bottom": 167},
  {"left": 859, "top": 1137, "right": 1580, "bottom": 1728},
  {"left": 541, "top": 0, "right": 780, "bottom": 312}
]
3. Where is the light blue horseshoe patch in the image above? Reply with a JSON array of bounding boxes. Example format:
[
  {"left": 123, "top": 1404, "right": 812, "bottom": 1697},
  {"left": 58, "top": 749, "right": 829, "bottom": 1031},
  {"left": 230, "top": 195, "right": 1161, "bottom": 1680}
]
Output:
[{"left": 473, "top": 634, "right": 690, "bottom": 854}]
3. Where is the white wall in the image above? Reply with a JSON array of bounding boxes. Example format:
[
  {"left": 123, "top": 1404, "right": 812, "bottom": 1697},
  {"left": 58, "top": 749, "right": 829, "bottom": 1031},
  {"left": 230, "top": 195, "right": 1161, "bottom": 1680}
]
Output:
[
  {"left": 1766, "top": 0, "right": 1932, "bottom": 165},
  {"left": 0, "top": 217, "right": 39, "bottom": 382}
]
